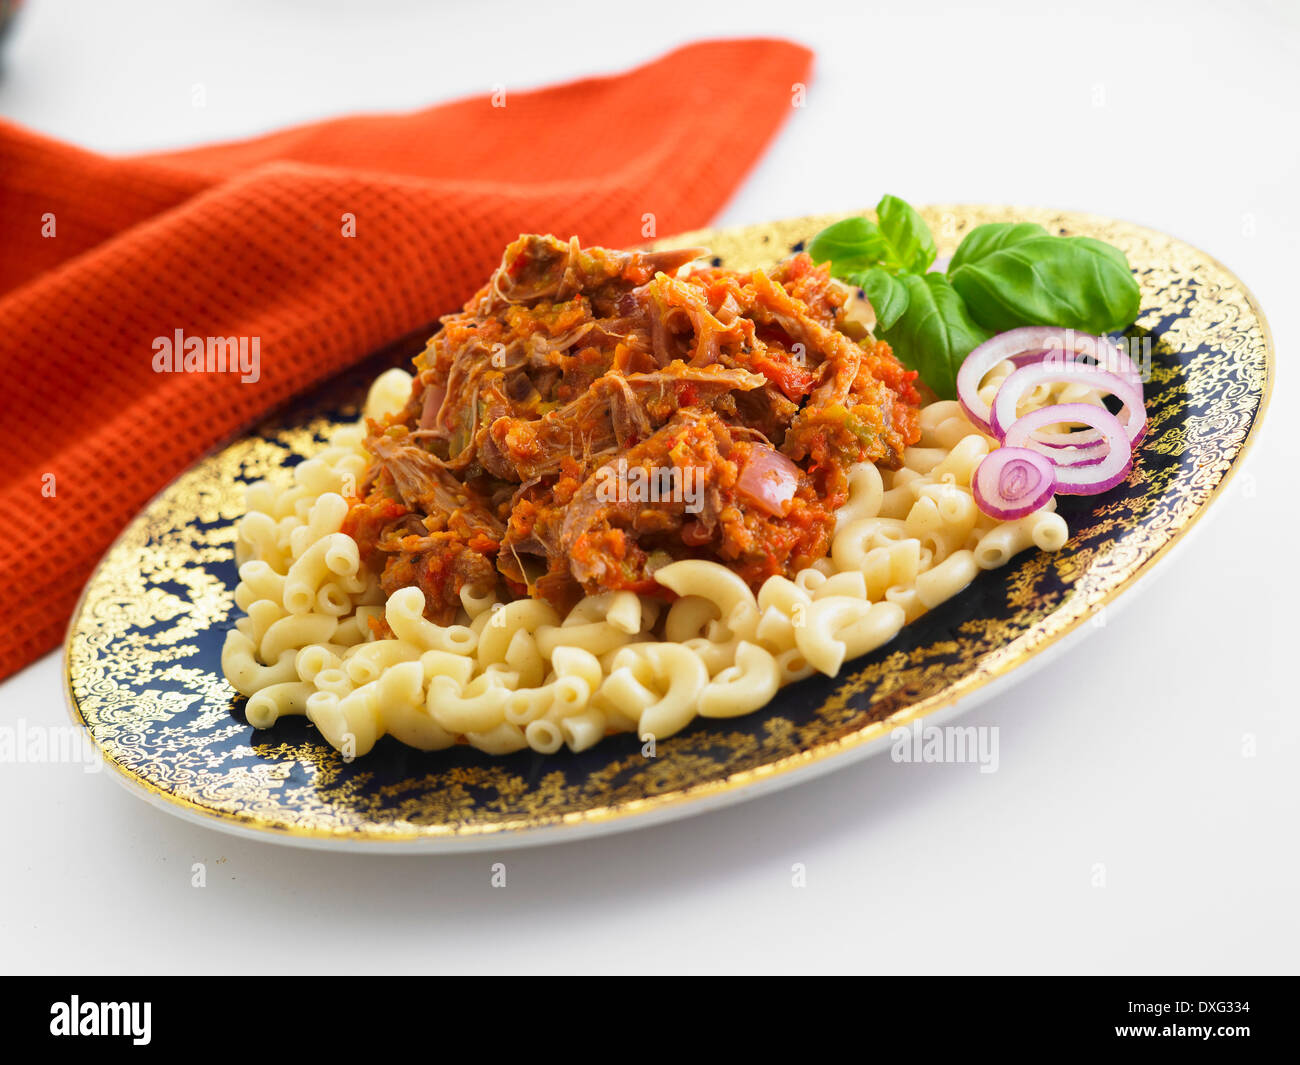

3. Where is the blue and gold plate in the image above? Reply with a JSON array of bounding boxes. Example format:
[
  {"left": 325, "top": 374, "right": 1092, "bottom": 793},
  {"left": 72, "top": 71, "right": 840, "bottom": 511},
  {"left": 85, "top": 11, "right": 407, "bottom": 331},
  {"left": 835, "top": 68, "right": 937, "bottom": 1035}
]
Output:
[{"left": 64, "top": 208, "right": 1274, "bottom": 851}]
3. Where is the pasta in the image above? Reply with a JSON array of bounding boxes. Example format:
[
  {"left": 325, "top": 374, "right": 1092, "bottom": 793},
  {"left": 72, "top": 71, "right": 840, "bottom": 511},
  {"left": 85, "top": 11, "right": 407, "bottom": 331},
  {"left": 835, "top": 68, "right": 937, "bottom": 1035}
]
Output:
[{"left": 223, "top": 350, "right": 1074, "bottom": 758}]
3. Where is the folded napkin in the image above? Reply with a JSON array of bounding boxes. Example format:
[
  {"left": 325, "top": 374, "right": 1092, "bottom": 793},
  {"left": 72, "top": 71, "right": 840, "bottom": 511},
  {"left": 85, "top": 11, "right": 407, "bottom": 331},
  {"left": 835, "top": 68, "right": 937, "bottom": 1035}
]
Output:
[{"left": 0, "top": 38, "right": 812, "bottom": 679}]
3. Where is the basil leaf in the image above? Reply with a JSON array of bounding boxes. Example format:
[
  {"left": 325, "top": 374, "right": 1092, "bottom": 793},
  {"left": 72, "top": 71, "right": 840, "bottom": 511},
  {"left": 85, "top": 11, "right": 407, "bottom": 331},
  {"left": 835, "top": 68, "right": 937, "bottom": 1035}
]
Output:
[
  {"left": 808, "top": 194, "right": 935, "bottom": 275},
  {"left": 875, "top": 194, "right": 937, "bottom": 274},
  {"left": 947, "top": 222, "right": 1049, "bottom": 273},
  {"left": 878, "top": 273, "right": 990, "bottom": 400},
  {"left": 949, "top": 235, "right": 1141, "bottom": 335},
  {"left": 854, "top": 266, "right": 909, "bottom": 332},
  {"left": 807, "top": 216, "right": 891, "bottom": 276},
  {"left": 1070, "top": 235, "right": 1131, "bottom": 270}
]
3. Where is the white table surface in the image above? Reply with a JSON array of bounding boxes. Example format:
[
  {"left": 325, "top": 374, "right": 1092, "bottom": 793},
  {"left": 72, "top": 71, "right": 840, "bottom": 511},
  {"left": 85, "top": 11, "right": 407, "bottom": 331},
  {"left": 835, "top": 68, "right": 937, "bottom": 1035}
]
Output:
[{"left": 1, "top": 0, "right": 1295, "bottom": 975}]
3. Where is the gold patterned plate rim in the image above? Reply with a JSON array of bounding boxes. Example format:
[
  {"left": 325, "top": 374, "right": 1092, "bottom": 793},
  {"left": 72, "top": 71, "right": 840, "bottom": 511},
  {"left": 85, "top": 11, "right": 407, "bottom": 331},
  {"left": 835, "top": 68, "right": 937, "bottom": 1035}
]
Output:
[{"left": 63, "top": 206, "right": 1274, "bottom": 852}]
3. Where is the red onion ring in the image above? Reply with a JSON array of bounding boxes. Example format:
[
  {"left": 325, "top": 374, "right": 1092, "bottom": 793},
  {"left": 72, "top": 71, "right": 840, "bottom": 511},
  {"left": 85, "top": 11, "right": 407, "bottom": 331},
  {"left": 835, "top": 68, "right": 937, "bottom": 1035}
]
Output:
[
  {"left": 972, "top": 447, "right": 1058, "bottom": 521},
  {"left": 957, "top": 327, "right": 1141, "bottom": 436},
  {"left": 1003, "top": 403, "right": 1133, "bottom": 494},
  {"left": 990, "top": 364, "right": 1147, "bottom": 457}
]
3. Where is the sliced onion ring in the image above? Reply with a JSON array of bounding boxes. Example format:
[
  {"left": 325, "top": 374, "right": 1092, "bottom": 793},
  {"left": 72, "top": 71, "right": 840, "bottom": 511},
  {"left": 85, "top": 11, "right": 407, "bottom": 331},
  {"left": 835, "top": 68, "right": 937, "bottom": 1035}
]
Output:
[
  {"left": 1004, "top": 403, "right": 1133, "bottom": 494},
  {"left": 956, "top": 326, "right": 1140, "bottom": 435},
  {"left": 990, "top": 364, "right": 1147, "bottom": 455},
  {"left": 972, "top": 447, "right": 1058, "bottom": 521}
]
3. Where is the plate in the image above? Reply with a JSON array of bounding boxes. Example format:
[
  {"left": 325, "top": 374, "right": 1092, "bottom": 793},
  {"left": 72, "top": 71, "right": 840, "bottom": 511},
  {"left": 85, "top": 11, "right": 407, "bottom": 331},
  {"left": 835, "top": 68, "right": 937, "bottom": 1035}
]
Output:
[{"left": 64, "top": 206, "right": 1274, "bottom": 851}]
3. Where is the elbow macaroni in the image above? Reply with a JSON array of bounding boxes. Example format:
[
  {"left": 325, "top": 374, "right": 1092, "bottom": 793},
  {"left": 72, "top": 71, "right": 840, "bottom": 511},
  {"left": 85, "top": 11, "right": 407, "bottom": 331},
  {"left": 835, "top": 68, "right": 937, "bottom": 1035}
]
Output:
[{"left": 224, "top": 363, "right": 1073, "bottom": 758}]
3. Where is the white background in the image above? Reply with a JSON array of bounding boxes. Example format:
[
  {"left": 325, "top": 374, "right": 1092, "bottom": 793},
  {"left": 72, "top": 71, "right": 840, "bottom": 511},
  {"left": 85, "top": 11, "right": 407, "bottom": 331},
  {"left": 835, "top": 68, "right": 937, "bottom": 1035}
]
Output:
[{"left": 1, "top": 0, "right": 1295, "bottom": 974}]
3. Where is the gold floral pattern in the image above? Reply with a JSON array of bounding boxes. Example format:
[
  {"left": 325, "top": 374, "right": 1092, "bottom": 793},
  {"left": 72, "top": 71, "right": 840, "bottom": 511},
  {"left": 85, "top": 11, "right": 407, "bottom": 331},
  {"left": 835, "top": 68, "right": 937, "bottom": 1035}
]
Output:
[{"left": 64, "top": 207, "right": 1274, "bottom": 846}]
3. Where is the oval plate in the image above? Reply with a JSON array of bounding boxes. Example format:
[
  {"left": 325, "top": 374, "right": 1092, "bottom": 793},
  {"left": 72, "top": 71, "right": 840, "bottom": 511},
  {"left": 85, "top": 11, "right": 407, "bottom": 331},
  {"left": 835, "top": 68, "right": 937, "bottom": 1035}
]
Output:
[{"left": 65, "top": 207, "right": 1273, "bottom": 852}]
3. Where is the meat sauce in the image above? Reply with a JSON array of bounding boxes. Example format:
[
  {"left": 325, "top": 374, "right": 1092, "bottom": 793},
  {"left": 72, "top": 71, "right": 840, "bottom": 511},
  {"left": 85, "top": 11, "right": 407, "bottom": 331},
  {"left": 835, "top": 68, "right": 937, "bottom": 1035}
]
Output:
[{"left": 344, "top": 235, "right": 921, "bottom": 622}]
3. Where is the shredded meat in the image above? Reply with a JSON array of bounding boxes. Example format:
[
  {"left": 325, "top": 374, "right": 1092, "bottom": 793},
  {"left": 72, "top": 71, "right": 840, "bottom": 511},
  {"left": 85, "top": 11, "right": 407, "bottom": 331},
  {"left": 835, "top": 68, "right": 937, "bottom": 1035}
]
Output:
[{"left": 344, "top": 234, "right": 922, "bottom": 621}]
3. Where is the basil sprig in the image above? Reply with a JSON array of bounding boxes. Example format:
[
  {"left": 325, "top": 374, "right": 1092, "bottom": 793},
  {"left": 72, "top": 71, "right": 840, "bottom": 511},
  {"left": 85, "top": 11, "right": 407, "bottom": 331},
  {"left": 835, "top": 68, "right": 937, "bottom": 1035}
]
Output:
[
  {"left": 807, "top": 196, "right": 1141, "bottom": 399},
  {"left": 809, "top": 194, "right": 936, "bottom": 277}
]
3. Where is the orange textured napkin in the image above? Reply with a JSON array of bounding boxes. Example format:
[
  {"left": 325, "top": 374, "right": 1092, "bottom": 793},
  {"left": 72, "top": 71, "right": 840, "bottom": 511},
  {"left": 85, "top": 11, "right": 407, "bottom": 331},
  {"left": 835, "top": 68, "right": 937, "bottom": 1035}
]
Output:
[{"left": 0, "top": 38, "right": 812, "bottom": 679}]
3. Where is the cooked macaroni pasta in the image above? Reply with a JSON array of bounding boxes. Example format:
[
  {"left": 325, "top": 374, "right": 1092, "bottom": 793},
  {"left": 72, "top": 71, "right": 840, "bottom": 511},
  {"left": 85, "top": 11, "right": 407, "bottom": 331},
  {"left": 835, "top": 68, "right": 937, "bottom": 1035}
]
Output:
[{"left": 223, "top": 355, "right": 1071, "bottom": 758}]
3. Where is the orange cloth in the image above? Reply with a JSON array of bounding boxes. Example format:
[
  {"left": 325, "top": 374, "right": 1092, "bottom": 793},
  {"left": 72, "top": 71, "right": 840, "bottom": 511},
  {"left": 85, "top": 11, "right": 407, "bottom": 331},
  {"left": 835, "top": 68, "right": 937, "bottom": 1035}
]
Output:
[{"left": 0, "top": 38, "right": 812, "bottom": 679}]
